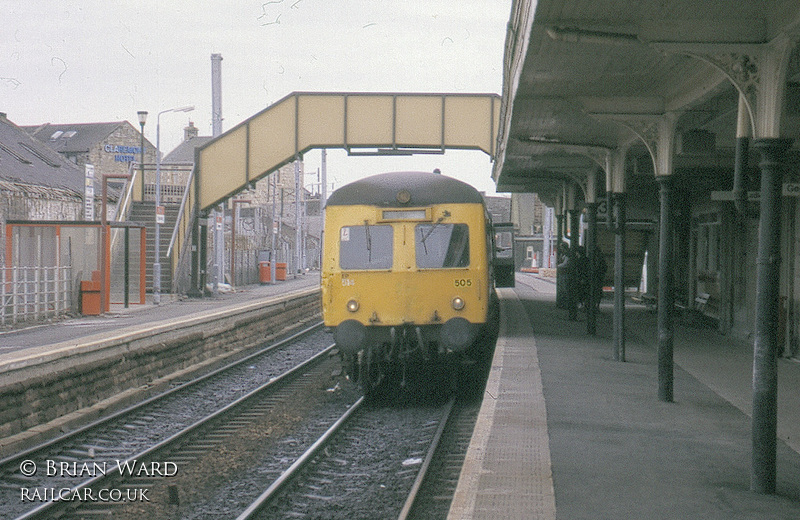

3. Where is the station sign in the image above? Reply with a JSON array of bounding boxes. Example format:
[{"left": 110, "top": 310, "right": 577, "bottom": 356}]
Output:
[
  {"left": 84, "top": 164, "right": 95, "bottom": 221},
  {"left": 783, "top": 183, "right": 800, "bottom": 197},
  {"left": 596, "top": 198, "right": 608, "bottom": 219}
]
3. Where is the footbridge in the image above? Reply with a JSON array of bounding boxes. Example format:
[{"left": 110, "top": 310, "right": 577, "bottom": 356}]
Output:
[{"left": 169, "top": 92, "right": 501, "bottom": 292}]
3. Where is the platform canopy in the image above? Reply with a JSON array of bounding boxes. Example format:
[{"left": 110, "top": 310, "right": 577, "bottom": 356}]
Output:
[
  {"left": 494, "top": 0, "right": 800, "bottom": 203},
  {"left": 195, "top": 92, "right": 501, "bottom": 212}
]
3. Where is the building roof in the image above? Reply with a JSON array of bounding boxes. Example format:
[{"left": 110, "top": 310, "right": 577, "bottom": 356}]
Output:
[
  {"left": 0, "top": 114, "right": 84, "bottom": 194},
  {"left": 484, "top": 194, "right": 512, "bottom": 223},
  {"left": 23, "top": 121, "right": 125, "bottom": 154},
  {"left": 163, "top": 136, "right": 213, "bottom": 164}
]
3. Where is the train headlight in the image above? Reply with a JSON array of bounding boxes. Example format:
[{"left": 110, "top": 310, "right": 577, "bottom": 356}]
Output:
[
  {"left": 451, "top": 297, "right": 465, "bottom": 311},
  {"left": 346, "top": 299, "right": 360, "bottom": 313}
]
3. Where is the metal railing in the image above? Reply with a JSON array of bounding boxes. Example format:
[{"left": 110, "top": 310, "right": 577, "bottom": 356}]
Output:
[
  {"left": 1, "top": 266, "right": 73, "bottom": 326},
  {"left": 144, "top": 183, "right": 186, "bottom": 203},
  {"left": 114, "top": 161, "right": 138, "bottom": 222},
  {"left": 167, "top": 164, "right": 196, "bottom": 259}
]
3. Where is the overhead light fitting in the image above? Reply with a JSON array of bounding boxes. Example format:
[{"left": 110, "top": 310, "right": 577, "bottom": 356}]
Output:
[
  {"left": 346, "top": 147, "right": 446, "bottom": 157},
  {"left": 528, "top": 136, "right": 562, "bottom": 143},
  {"left": 546, "top": 27, "right": 640, "bottom": 46}
]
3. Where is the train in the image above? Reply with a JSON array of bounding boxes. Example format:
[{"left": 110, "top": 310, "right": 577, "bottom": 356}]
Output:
[{"left": 321, "top": 171, "right": 514, "bottom": 399}]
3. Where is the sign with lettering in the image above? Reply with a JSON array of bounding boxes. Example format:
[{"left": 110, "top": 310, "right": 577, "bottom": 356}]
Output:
[
  {"left": 84, "top": 164, "right": 95, "bottom": 220},
  {"left": 104, "top": 144, "right": 141, "bottom": 162},
  {"left": 783, "top": 183, "right": 800, "bottom": 197}
]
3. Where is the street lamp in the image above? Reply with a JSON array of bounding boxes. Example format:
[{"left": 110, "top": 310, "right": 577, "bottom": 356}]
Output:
[
  {"left": 137, "top": 111, "right": 148, "bottom": 198},
  {"left": 154, "top": 105, "right": 194, "bottom": 305}
]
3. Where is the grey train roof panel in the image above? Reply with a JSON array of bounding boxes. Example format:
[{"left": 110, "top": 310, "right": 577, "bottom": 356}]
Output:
[{"left": 326, "top": 171, "right": 484, "bottom": 207}]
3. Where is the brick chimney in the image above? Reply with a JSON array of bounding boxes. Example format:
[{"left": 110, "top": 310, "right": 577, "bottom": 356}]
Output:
[{"left": 184, "top": 121, "right": 199, "bottom": 141}]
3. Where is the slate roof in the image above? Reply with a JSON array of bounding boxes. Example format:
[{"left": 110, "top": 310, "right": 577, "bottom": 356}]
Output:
[
  {"left": 23, "top": 122, "right": 124, "bottom": 154},
  {"left": 0, "top": 114, "right": 83, "bottom": 194},
  {"left": 162, "top": 136, "right": 213, "bottom": 164},
  {"left": 484, "top": 194, "right": 512, "bottom": 223}
]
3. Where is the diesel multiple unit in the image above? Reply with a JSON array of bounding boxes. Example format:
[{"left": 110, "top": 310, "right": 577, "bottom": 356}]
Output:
[{"left": 321, "top": 171, "right": 512, "bottom": 398}]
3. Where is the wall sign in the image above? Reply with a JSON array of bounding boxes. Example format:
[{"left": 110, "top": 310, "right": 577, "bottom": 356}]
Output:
[
  {"left": 84, "top": 164, "right": 95, "bottom": 220},
  {"left": 104, "top": 144, "right": 141, "bottom": 162}
]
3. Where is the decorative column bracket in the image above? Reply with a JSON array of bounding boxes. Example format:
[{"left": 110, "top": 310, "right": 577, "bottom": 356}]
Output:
[
  {"left": 651, "top": 39, "right": 797, "bottom": 139},
  {"left": 521, "top": 141, "right": 614, "bottom": 202},
  {"left": 589, "top": 112, "right": 678, "bottom": 178}
]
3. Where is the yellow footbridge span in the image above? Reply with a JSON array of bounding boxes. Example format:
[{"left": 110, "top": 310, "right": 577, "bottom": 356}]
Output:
[{"left": 172, "top": 91, "right": 501, "bottom": 293}]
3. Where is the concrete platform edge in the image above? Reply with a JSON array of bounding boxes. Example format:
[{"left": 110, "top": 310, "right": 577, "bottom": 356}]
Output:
[{"left": 448, "top": 288, "right": 556, "bottom": 520}]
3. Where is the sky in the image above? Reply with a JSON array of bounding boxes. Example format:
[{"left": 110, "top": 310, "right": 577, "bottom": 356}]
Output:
[{"left": 1, "top": 0, "right": 512, "bottom": 195}]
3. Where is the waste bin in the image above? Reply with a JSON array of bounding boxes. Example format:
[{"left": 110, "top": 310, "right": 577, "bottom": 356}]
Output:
[
  {"left": 80, "top": 279, "right": 101, "bottom": 315},
  {"left": 259, "top": 262, "right": 288, "bottom": 283},
  {"left": 259, "top": 261, "right": 272, "bottom": 283},
  {"left": 275, "top": 262, "right": 287, "bottom": 281}
]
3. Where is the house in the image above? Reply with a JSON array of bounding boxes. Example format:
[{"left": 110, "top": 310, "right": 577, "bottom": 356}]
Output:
[
  {"left": 0, "top": 112, "right": 85, "bottom": 230},
  {"left": 24, "top": 120, "right": 156, "bottom": 178}
]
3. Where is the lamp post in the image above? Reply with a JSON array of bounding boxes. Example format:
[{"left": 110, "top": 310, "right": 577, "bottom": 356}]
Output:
[
  {"left": 137, "top": 111, "right": 148, "bottom": 199},
  {"left": 154, "top": 105, "right": 194, "bottom": 305},
  {"left": 134, "top": 111, "right": 147, "bottom": 310},
  {"left": 231, "top": 198, "right": 251, "bottom": 287}
]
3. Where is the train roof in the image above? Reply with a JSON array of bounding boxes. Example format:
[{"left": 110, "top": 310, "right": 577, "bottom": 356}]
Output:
[{"left": 326, "top": 171, "right": 484, "bottom": 207}]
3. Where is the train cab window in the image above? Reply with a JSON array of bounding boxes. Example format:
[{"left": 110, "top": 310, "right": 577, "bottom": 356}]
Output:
[
  {"left": 339, "top": 225, "right": 393, "bottom": 269},
  {"left": 415, "top": 223, "right": 470, "bottom": 268}
]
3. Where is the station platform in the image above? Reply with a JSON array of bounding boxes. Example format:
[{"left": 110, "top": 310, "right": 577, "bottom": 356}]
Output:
[
  {"left": 0, "top": 274, "right": 321, "bottom": 357},
  {"left": 449, "top": 273, "right": 800, "bottom": 519},
  {"left": 0, "top": 274, "right": 321, "bottom": 457}
]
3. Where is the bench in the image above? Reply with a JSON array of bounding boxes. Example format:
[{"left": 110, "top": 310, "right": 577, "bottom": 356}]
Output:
[
  {"left": 694, "top": 292, "right": 710, "bottom": 312},
  {"left": 632, "top": 293, "right": 657, "bottom": 310},
  {"left": 675, "top": 292, "right": 710, "bottom": 314}
]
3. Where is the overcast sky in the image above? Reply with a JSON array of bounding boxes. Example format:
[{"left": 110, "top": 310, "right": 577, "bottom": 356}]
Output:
[{"left": 2, "top": 0, "right": 512, "bottom": 194}]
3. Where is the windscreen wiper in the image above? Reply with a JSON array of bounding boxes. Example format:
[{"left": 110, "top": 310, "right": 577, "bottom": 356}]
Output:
[
  {"left": 420, "top": 210, "right": 451, "bottom": 251},
  {"left": 364, "top": 220, "right": 372, "bottom": 262}
]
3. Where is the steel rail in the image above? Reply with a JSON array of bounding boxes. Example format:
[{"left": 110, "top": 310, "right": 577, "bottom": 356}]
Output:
[
  {"left": 236, "top": 396, "right": 366, "bottom": 520},
  {"left": 9, "top": 323, "right": 327, "bottom": 520},
  {"left": 16, "top": 342, "right": 335, "bottom": 520},
  {"left": 0, "top": 321, "right": 322, "bottom": 470},
  {"left": 397, "top": 397, "right": 456, "bottom": 520}
]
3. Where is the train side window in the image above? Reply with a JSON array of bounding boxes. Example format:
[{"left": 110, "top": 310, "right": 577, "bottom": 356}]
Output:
[
  {"left": 416, "top": 223, "right": 470, "bottom": 268},
  {"left": 339, "top": 225, "right": 393, "bottom": 269},
  {"left": 494, "top": 229, "right": 514, "bottom": 258}
]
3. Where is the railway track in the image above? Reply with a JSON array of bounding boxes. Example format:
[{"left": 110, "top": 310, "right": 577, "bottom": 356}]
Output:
[
  {"left": 1, "top": 323, "right": 334, "bottom": 520},
  {"left": 401, "top": 398, "right": 483, "bottom": 520},
  {"left": 238, "top": 397, "right": 460, "bottom": 520}
]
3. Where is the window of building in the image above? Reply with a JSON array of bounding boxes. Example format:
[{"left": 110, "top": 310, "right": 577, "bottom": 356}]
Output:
[{"left": 696, "top": 213, "right": 721, "bottom": 275}]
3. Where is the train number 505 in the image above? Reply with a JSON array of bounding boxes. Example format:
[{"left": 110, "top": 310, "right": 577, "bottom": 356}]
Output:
[{"left": 454, "top": 279, "right": 472, "bottom": 287}]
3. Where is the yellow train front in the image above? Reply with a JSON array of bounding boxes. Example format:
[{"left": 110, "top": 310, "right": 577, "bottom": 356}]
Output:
[{"left": 321, "top": 171, "right": 502, "bottom": 399}]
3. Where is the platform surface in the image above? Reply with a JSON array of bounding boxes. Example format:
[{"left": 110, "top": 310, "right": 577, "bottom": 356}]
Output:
[
  {"left": 450, "top": 273, "right": 800, "bottom": 519},
  {"left": 0, "top": 274, "right": 320, "bottom": 362}
]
